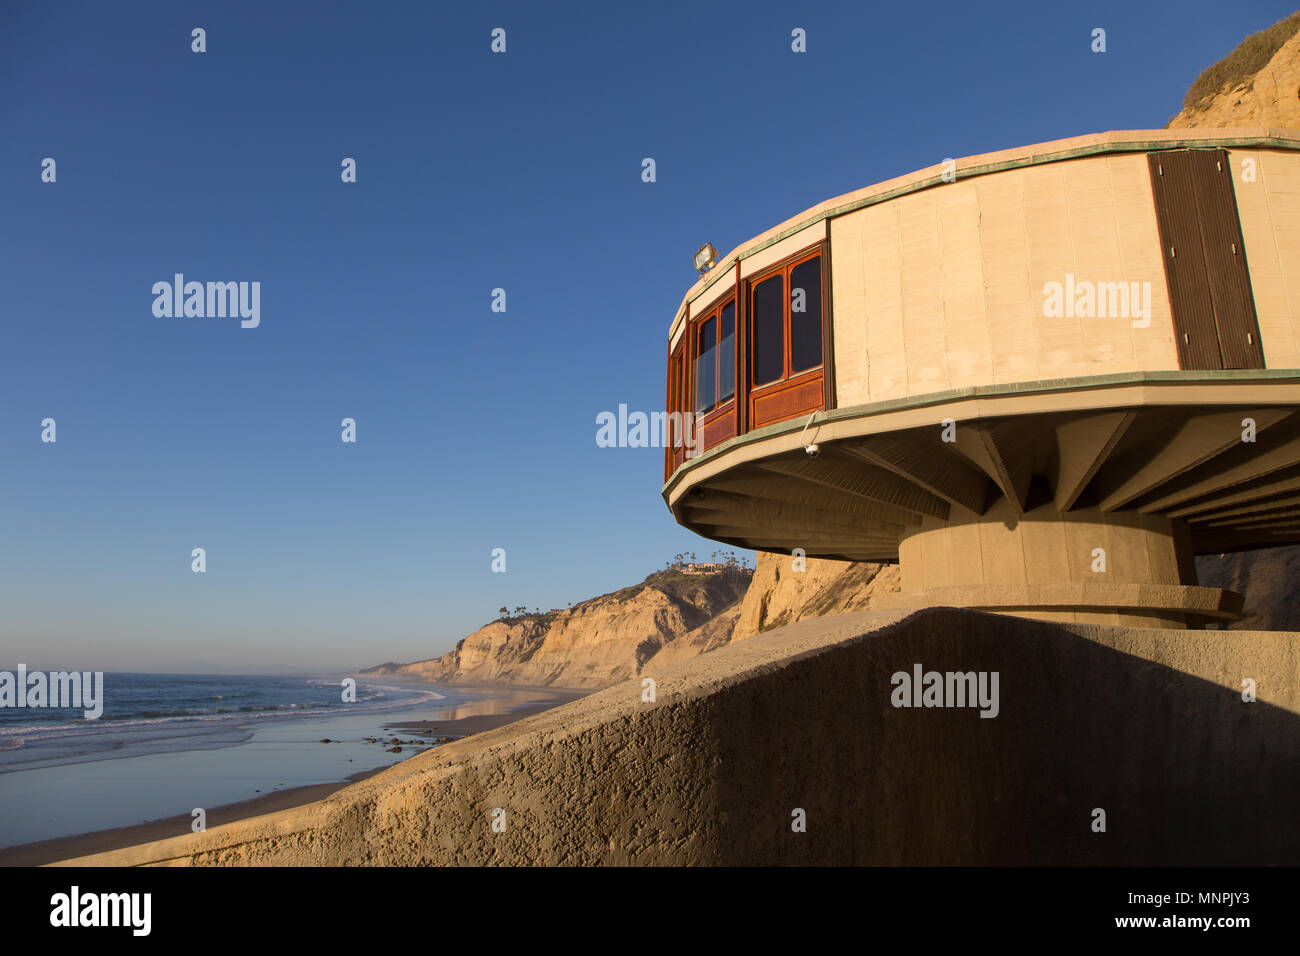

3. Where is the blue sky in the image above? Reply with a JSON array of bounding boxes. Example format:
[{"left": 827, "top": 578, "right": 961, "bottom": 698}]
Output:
[{"left": 1, "top": 0, "right": 1294, "bottom": 672}]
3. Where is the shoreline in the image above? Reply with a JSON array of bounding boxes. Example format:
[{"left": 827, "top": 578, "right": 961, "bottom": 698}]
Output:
[{"left": 0, "top": 686, "right": 586, "bottom": 867}]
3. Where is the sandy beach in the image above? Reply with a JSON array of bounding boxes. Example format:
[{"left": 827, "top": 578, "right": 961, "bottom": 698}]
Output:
[{"left": 1, "top": 685, "right": 584, "bottom": 867}]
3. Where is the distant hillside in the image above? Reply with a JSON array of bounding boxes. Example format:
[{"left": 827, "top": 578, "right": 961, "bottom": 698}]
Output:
[
  {"left": 361, "top": 551, "right": 913, "bottom": 688},
  {"left": 361, "top": 567, "right": 753, "bottom": 688}
]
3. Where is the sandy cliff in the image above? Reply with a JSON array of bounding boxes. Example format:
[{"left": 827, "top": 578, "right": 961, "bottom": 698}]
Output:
[
  {"left": 1168, "top": 13, "right": 1300, "bottom": 129},
  {"left": 364, "top": 555, "right": 905, "bottom": 689},
  {"left": 363, "top": 569, "right": 749, "bottom": 689},
  {"left": 363, "top": 538, "right": 1297, "bottom": 690},
  {"left": 730, "top": 553, "right": 899, "bottom": 642}
]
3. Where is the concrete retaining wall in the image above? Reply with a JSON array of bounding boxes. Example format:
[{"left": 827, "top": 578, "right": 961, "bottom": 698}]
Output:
[{"left": 58, "top": 608, "right": 1300, "bottom": 865}]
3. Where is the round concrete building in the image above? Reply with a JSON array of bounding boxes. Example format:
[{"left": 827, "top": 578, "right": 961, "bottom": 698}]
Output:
[{"left": 663, "top": 128, "right": 1300, "bottom": 628}]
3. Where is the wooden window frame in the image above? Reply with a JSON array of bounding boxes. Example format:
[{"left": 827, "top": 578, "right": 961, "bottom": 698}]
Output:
[
  {"left": 692, "top": 297, "right": 737, "bottom": 417},
  {"left": 667, "top": 238, "right": 832, "bottom": 477},
  {"left": 664, "top": 339, "right": 687, "bottom": 481},
  {"left": 746, "top": 244, "right": 827, "bottom": 430},
  {"left": 687, "top": 290, "right": 739, "bottom": 455}
]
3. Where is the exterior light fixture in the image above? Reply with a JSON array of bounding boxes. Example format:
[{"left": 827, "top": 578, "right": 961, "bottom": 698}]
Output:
[{"left": 693, "top": 242, "right": 719, "bottom": 275}]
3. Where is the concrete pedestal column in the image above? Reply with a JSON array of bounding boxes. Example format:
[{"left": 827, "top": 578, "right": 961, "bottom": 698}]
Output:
[{"left": 879, "top": 499, "right": 1243, "bottom": 628}]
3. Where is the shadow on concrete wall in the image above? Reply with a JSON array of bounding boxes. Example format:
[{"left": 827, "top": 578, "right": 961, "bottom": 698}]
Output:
[
  {"left": 45, "top": 607, "right": 1300, "bottom": 865},
  {"left": 696, "top": 608, "right": 1299, "bottom": 865}
]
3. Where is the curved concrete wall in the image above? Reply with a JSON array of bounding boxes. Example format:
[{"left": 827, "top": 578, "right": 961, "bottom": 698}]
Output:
[
  {"left": 56, "top": 608, "right": 1300, "bottom": 866},
  {"left": 830, "top": 152, "right": 1177, "bottom": 405},
  {"left": 1233, "top": 147, "right": 1300, "bottom": 369},
  {"left": 667, "top": 130, "right": 1300, "bottom": 408}
]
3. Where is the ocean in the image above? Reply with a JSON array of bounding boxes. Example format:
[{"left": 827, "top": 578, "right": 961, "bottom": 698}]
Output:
[
  {"left": 0, "top": 672, "right": 440, "bottom": 773},
  {"left": 0, "top": 672, "right": 507, "bottom": 848}
]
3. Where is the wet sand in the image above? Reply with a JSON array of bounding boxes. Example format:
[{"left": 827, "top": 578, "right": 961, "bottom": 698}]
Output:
[
  {"left": 384, "top": 691, "right": 584, "bottom": 737},
  {"left": 1, "top": 686, "right": 586, "bottom": 867}
]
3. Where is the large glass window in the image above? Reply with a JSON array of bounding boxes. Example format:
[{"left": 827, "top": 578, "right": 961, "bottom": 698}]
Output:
[
  {"left": 752, "top": 274, "right": 785, "bottom": 387},
  {"left": 694, "top": 316, "right": 717, "bottom": 414},
  {"left": 693, "top": 298, "right": 736, "bottom": 416},
  {"left": 790, "top": 256, "right": 822, "bottom": 374},
  {"left": 718, "top": 301, "right": 735, "bottom": 404},
  {"left": 750, "top": 252, "right": 822, "bottom": 389}
]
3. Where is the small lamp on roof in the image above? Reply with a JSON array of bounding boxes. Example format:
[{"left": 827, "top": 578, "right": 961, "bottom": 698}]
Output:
[{"left": 693, "top": 242, "right": 719, "bottom": 275}]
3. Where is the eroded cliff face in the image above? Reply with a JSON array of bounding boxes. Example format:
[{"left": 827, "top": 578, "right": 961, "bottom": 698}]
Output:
[
  {"left": 1167, "top": 17, "right": 1300, "bottom": 129},
  {"left": 730, "top": 553, "right": 899, "bottom": 643},
  {"left": 362, "top": 570, "right": 750, "bottom": 689},
  {"left": 363, "top": 554, "right": 908, "bottom": 688}
]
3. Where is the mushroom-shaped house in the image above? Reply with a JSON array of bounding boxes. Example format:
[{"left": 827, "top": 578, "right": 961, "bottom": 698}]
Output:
[{"left": 662, "top": 128, "right": 1300, "bottom": 628}]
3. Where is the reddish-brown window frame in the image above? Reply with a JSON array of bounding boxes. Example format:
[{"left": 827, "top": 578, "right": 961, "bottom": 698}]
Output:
[
  {"left": 693, "top": 296, "right": 737, "bottom": 406},
  {"left": 665, "top": 339, "right": 687, "bottom": 480},
  {"left": 665, "top": 239, "right": 831, "bottom": 480},
  {"left": 683, "top": 289, "right": 739, "bottom": 456},
  {"left": 746, "top": 246, "right": 826, "bottom": 430}
]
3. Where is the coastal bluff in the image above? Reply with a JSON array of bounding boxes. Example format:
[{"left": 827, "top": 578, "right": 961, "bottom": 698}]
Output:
[
  {"left": 58, "top": 607, "right": 1300, "bottom": 866},
  {"left": 360, "top": 557, "right": 901, "bottom": 689},
  {"left": 360, "top": 568, "right": 752, "bottom": 689},
  {"left": 361, "top": 546, "right": 1293, "bottom": 690},
  {"left": 1167, "top": 12, "right": 1300, "bottom": 129}
]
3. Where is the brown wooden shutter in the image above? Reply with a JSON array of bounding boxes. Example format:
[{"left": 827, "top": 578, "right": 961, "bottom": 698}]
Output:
[
  {"left": 1148, "top": 149, "right": 1265, "bottom": 370},
  {"left": 1188, "top": 150, "right": 1266, "bottom": 368}
]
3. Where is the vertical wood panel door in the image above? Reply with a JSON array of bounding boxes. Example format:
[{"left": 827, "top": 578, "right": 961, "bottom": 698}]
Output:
[
  {"left": 1148, "top": 149, "right": 1265, "bottom": 370},
  {"left": 1148, "top": 151, "right": 1220, "bottom": 369},
  {"left": 1188, "top": 150, "right": 1266, "bottom": 368}
]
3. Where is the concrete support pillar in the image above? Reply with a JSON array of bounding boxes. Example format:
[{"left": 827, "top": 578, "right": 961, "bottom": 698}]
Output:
[{"left": 883, "top": 499, "right": 1243, "bottom": 628}]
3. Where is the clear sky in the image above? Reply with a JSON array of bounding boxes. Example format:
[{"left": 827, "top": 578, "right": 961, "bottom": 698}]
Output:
[{"left": 1, "top": 0, "right": 1294, "bottom": 672}]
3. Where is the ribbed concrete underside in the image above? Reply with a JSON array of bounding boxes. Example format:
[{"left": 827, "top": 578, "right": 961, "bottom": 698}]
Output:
[
  {"left": 671, "top": 394, "right": 1300, "bottom": 561},
  {"left": 54, "top": 608, "right": 1300, "bottom": 866},
  {"left": 670, "top": 388, "right": 1300, "bottom": 625}
]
